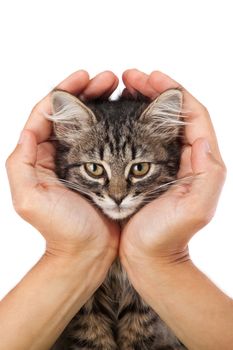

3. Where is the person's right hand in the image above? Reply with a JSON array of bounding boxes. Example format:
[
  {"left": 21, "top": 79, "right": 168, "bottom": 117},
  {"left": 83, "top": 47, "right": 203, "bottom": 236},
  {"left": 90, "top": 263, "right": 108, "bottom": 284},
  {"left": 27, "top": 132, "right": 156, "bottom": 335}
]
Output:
[{"left": 6, "top": 70, "right": 120, "bottom": 274}]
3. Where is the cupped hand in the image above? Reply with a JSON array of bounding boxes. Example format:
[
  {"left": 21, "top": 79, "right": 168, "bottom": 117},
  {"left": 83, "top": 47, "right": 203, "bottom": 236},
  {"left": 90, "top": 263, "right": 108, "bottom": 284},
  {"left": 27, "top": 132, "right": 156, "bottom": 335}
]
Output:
[
  {"left": 6, "top": 70, "right": 120, "bottom": 263},
  {"left": 120, "top": 69, "right": 226, "bottom": 268}
]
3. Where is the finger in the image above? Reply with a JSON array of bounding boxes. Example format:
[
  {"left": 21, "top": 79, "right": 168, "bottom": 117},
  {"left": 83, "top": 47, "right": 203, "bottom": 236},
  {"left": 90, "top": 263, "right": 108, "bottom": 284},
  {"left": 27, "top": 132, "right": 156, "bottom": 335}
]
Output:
[
  {"left": 36, "top": 142, "right": 56, "bottom": 172},
  {"left": 121, "top": 88, "right": 135, "bottom": 99},
  {"left": 177, "top": 145, "right": 192, "bottom": 178},
  {"left": 80, "top": 71, "right": 119, "bottom": 100},
  {"left": 148, "top": 70, "right": 206, "bottom": 111},
  {"left": 6, "top": 130, "right": 38, "bottom": 206},
  {"left": 100, "top": 73, "right": 119, "bottom": 99},
  {"left": 148, "top": 71, "right": 223, "bottom": 163},
  {"left": 56, "top": 70, "right": 90, "bottom": 93},
  {"left": 24, "top": 70, "right": 90, "bottom": 143},
  {"left": 122, "top": 69, "right": 156, "bottom": 99},
  {"left": 186, "top": 138, "right": 226, "bottom": 216}
]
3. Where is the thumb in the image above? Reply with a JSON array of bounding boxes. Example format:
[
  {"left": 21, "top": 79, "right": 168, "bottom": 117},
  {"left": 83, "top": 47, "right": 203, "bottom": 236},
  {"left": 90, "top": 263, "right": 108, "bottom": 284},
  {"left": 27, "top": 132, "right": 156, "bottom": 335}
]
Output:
[{"left": 189, "top": 138, "right": 226, "bottom": 215}]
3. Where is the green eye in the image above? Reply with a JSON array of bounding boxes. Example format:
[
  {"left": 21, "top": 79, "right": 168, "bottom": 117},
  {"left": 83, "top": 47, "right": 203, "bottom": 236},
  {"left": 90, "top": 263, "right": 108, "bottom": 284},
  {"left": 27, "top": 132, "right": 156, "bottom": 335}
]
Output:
[
  {"left": 84, "top": 163, "right": 105, "bottom": 178},
  {"left": 130, "top": 162, "right": 150, "bottom": 177}
]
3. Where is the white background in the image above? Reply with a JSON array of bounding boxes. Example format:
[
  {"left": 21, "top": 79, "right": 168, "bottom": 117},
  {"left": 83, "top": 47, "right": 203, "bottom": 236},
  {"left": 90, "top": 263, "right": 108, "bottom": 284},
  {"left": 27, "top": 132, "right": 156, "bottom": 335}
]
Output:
[{"left": 0, "top": 0, "right": 232, "bottom": 299}]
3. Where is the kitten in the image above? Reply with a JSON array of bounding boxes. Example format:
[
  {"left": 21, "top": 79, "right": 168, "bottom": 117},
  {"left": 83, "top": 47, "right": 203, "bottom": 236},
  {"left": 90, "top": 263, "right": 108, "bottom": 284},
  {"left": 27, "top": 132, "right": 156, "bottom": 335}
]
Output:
[{"left": 49, "top": 89, "right": 187, "bottom": 350}]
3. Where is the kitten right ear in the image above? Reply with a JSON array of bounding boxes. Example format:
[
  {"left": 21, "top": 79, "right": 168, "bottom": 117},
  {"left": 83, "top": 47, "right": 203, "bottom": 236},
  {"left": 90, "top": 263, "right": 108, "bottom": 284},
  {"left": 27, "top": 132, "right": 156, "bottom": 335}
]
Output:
[
  {"left": 139, "top": 89, "right": 184, "bottom": 141},
  {"left": 50, "top": 90, "right": 96, "bottom": 144}
]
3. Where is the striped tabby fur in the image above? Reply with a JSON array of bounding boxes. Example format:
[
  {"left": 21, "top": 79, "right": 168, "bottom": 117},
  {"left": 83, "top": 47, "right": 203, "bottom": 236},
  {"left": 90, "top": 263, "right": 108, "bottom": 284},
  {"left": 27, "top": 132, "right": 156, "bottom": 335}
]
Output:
[{"left": 49, "top": 90, "right": 188, "bottom": 350}]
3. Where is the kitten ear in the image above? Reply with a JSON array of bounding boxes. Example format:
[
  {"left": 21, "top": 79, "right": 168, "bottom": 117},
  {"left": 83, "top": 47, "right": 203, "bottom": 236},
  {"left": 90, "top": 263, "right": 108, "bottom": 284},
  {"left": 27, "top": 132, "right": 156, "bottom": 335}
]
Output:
[
  {"left": 50, "top": 90, "right": 96, "bottom": 144},
  {"left": 51, "top": 90, "right": 96, "bottom": 120},
  {"left": 140, "top": 89, "right": 183, "bottom": 140}
]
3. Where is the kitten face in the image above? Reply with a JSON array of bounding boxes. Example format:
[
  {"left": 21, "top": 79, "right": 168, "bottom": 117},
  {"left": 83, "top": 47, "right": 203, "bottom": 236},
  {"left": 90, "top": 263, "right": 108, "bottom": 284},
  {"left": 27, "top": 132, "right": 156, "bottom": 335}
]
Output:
[{"left": 51, "top": 90, "right": 183, "bottom": 220}]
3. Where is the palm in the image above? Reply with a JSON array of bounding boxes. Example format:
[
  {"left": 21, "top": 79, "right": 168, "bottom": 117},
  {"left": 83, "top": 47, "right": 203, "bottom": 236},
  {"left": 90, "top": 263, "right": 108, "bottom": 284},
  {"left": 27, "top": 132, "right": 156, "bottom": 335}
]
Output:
[
  {"left": 30, "top": 141, "right": 119, "bottom": 251},
  {"left": 120, "top": 145, "right": 195, "bottom": 258}
]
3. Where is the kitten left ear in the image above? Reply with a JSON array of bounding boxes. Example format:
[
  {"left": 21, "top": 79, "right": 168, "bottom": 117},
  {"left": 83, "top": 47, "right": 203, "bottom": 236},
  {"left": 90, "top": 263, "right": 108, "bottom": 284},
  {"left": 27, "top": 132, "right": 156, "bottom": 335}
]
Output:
[
  {"left": 140, "top": 89, "right": 183, "bottom": 140},
  {"left": 50, "top": 90, "right": 96, "bottom": 145},
  {"left": 51, "top": 90, "right": 96, "bottom": 122}
]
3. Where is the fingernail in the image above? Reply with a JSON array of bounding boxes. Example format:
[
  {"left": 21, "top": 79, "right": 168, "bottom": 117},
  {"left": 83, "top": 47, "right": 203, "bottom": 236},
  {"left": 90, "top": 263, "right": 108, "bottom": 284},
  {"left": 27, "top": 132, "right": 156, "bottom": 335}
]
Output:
[{"left": 203, "top": 139, "right": 211, "bottom": 153}]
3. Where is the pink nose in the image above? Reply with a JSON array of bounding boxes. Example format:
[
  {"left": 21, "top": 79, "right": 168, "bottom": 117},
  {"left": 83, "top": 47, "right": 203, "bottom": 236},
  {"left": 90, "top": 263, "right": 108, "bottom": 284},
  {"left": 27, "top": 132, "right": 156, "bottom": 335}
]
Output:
[{"left": 109, "top": 195, "right": 125, "bottom": 205}]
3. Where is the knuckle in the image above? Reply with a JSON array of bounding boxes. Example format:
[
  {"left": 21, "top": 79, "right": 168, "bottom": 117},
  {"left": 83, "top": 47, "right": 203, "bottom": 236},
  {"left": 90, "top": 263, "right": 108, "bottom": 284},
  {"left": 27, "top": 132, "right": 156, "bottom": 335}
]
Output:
[
  {"left": 12, "top": 194, "right": 32, "bottom": 219},
  {"left": 200, "top": 210, "right": 215, "bottom": 226},
  {"left": 213, "top": 161, "right": 227, "bottom": 181},
  {"left": 31, "top": 101, "right": 40, "bottom": 115},
  {"left": 5, "top": 157, "right": 10, "bottom": 170},
  {"left": 200, "top": 103, "right": 209, "bottom": 115},
  {"left": 194, "top": 208, "right": 215, "bottom": 228},
  {"left": 189, "top": 198, "right": 216, "bottom": 228},
  {"left": 5, "top": 153, "right": 14, "bottom": 171},
  {"left": 220, "top": 162, "right": 227, "bottom": 178}
]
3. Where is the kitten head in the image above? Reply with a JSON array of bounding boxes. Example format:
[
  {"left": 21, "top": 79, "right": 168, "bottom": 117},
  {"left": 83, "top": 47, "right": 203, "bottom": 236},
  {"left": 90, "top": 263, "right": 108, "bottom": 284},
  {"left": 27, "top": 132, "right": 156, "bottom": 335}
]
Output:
[{"left": 50, "top": 89, "right": 183, "bottom": 220}]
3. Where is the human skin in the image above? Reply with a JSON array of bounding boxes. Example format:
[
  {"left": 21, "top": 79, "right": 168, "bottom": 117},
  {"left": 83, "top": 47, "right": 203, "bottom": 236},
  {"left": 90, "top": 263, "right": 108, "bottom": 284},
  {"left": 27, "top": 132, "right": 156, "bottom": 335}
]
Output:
[
  {"left": 2, "top": 70, "right": 120, "bottom": 350},
  {"left": 2, "top": 69, "right": 232, "bottom": 350},
  {"left": 120, "top": 69, "right": 233, "bottom": 350}
]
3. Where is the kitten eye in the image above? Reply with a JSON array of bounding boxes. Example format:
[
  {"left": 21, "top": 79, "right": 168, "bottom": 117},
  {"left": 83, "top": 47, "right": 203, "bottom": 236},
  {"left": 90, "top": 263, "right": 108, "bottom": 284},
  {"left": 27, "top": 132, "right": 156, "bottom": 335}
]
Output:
[
  {"left": 130, "top": 162, "right": 150, "bottom": 177},
  {"left": 84, "top": 163, "right": 105, "bottom": 178}
]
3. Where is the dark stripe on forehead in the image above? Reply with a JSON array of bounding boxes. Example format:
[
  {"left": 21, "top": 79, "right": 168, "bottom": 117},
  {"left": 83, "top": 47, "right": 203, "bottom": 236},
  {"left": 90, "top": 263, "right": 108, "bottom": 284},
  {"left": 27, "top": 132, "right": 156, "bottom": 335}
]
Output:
[
  {"left": 131, "top": 143, "right": 136, "bottom": 159},
  {"left": 99, "top": 145, "right": 104, "bottom": 160},
  {"left": 126, "top": 134, "right": 132, "bottom": 143},
  {"left": 113, "top": 131, "right": 120, "bottom": 155},
  {"left": 109, "top": 140, "right": 114, "bottom": 153},
  {"left": 105, "top": 134, "right": 110, "bottom": 143},
  {"left": 122, "top": 140, "right": 127, "bottom": 157},
  {"left": 104, "top": 118, "right": 109, "bottom": 130}
]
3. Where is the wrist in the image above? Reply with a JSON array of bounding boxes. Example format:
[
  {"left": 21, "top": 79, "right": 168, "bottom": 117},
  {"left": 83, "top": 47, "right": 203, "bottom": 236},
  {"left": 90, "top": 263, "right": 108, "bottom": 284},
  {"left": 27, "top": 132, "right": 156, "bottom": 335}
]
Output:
[
  {"left": 0, "top": 250, "right": 114, "bottom": 350},
  {"left": 43, "top": 247, "right": 115, "bottom": 296},
  {"left": 120, "top": 247, "right": 191, "bottom": 295}
]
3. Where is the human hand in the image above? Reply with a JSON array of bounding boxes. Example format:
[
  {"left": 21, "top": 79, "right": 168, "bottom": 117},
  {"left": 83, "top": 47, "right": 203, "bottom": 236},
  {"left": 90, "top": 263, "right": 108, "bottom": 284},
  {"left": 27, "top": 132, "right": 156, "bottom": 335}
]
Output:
[
  {"left": 6, "top": 71, "right": 120, "bottom": 272},
  {"left": 120, "top": 69, "right": 226, "bottom": 273}
]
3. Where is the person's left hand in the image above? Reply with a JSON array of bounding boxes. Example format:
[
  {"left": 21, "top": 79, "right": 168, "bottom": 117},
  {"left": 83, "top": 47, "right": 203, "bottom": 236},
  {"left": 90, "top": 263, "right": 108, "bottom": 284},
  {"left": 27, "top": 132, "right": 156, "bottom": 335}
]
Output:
[{"left": 119, "top": 69, "right": 226, "bottom": 285}]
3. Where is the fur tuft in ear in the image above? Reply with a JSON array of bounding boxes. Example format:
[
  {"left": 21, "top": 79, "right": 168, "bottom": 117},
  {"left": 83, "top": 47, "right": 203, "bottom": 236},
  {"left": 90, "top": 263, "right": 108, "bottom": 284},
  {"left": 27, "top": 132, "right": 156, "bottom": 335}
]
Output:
[
  {"left": 140, "top": 89, "right": 184, "bottom": 140},
  {"left": 48, "top": 90, "right": 96, "bottom": 144}
]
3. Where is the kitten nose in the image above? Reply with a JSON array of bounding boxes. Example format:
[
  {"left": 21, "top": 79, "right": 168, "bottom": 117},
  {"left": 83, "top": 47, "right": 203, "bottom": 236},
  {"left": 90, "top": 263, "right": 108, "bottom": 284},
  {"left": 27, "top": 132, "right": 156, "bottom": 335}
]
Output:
[{"left": 110, "top": 195, "right": 124, "bottom": 206}]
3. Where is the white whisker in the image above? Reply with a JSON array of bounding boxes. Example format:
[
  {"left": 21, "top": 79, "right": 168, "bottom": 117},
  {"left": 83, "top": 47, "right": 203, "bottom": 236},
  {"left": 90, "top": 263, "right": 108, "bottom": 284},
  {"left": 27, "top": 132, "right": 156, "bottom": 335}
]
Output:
[
  {"left": 143, "top": 175, "right": 196, "bottom": 199},
  {"left": 42, "top": 175, "right": 93, "bottom": 198}
]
